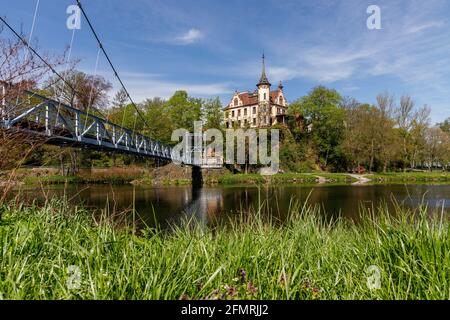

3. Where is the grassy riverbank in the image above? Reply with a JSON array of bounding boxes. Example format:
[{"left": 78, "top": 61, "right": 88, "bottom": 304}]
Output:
[
  {"left": 370, "top": 172, "right": 450, "bottom": 183},
  {"left": 218, "top": 173, "right": 356, "bottom": 185},
  {"left": 5, "top": 167, "right": 450, "bottom": 187},
  {"left": 0, "top": 200, "right": 448, "bottom": 300}
]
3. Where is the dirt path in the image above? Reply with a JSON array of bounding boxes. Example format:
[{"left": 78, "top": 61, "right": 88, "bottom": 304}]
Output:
[
  {"left": 348, "top": 174, "right": 371, "bottom": 185},
  {"left": 314, "top": 175, "right": 327, "bottom": 184}
]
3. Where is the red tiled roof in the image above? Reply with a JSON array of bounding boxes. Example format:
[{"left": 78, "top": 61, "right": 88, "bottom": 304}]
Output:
[
  {"left": 238, "top": 92, "right": 257, "bottom": 106},
  {"left": 226, "top": 89, "right": 285, "bottom": 108},
  {"left": 270, "top": 91, "right": 279, "bottom": 102}
]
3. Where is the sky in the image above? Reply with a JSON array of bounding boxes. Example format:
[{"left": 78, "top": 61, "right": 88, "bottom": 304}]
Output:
[{"left": 2, "top": 0, "right": 450, "bottom": 123}]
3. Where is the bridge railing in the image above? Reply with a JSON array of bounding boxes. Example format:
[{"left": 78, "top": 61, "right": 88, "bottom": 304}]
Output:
[
  {"left": 1, "top": 90, "right": 227, "bottom": 168},
  {"left": 1, "top": 90, "right": 183, "bottom": 163}
]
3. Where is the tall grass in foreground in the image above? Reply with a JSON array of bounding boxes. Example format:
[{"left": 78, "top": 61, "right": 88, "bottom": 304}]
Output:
[{"left": 0, "top": 199, "right": 448, "bottom": 300}]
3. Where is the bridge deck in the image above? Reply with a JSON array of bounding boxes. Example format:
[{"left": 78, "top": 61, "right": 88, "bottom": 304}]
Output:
[{"left": 1, "top": 91, "right": 223, "bottom": 168}]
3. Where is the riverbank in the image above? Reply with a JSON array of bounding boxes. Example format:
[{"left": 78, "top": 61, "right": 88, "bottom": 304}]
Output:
[
  {"left": 1, "top": 167, "right": 146, "bottom": 187},
  {"left": 0, "top": 200, "right": 448, "bottom": 300},
  {"left": 370, "top": 172, "right": 450, "bottom": 183},
  {"left": 3, "top": 166, "right": 450, "bottom": 187}
]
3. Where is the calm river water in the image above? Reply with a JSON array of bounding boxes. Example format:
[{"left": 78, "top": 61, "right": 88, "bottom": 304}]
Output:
[{"left": 14, "top": 183, "right": 450, "bottom": 227}]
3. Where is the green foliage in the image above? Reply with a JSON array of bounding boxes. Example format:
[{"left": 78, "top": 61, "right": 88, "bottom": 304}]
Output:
[
  {"left": 288, "top": 86, "right": 345, "bottom": 169},
  {"left": 438, "top": 117, "right": 450, "bottom": 135},
  {"left": 0, "top": 200, "right": 448, "bottom": 299},
  {"left": 202, "top": 97, "right": 224, "bottom": 130},
  {"left": 166, "top": 90, "right": 202, "bottom": 132},
  {"left": 20, "top": 72, "right": 450, "bottom": 174},
  {"left": 142, "top": 97, "right": 173, "bottom": 144},
  {"left": 370, "top": 172, "right": 450, "bottom": 183}
]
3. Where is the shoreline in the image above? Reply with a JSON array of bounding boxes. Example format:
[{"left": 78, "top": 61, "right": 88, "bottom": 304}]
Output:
[{"left": 3, "top": 167, "right": 450, "bottom": 188}]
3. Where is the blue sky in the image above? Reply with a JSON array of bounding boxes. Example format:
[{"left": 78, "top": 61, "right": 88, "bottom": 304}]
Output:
[{"left": 2, "top": 0, "right": 450, "bottom": 123}]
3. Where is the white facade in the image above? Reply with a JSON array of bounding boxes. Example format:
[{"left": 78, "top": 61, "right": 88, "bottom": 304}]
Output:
[{"left": 224, "top": 57, "right": 288, "bottom": 128}]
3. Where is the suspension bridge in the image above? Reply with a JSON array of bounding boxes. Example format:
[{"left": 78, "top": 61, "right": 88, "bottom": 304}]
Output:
[{"left": 0, "top": 0, "right": 222, "bottom": 169}]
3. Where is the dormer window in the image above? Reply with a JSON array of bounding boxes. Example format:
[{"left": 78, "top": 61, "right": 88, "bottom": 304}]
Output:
[
  {"left": 263, "top": 93, "right": 266, "bottom": 100},
  {"left": 234, "top": 98, "right": 238, "bottom": 106}
]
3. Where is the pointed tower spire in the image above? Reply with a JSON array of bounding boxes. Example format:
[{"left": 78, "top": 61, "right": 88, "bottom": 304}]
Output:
[{"left": 257, "top": 52, "right": 271, "bottom": 87}]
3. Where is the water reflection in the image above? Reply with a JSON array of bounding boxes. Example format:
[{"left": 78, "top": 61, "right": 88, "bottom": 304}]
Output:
[{"left": 14, "top": 183, "right": 450, "bottom": 228}]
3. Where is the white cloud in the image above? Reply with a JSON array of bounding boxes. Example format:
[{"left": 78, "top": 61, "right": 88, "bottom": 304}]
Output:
[
  {"left": 175, "top": 28, "right": 204, "bottom": 45},
  {"left": 114, "top": 72, "right": 229, "bottom": 102},
  {"left": 402, "top": 21, "right": 444, "bottom": 35}
]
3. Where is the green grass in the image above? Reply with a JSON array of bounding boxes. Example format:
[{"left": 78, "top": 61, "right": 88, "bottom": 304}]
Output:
[
  {"left": 0, "top": 198, "right": 448, "bottom": 300},
  {"left": 218, "top": 173, "right": 266, "bottom": 185},
  {"left": 18, "top": 169, "right": 450, "bottom": 187},
  {"left": 23, "top": 175, "right": 82, "bottom": 185},
  {"left": 218, "top": 173, "right": 356, "bottom": 185},
  {"left": 23, "top": 174, "right": 137, "bottom": 186},
  {"left": 370, "top": 172, "right": 450, "bottom": 183}
]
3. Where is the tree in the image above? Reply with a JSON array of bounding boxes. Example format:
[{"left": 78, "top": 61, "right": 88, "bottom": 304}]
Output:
[
  {"left": 289, "top": 86, "right": 344, "bottom": 169},
  {"left": 376, "top": 93, "right": 398, "bottom": 172},
  {"left": 438, "top": 118, "right": 450, "bottom": 135},
  {"left": 395, "top": 95, "right": 415, "bottom": 170},
  {"left": 44, "top": 70, "right": 112, "bottom": 112},
  {"left": 142, "top": 97, "right": 172, "bottom": 143},
  {"left": 0, "top": 21, "right": 67, "bottom": 176},
  {"left": 43, "top": 70, "right": 113, "bottom": 174},
  {"left": 112, "top": 88, "right": 129, "bottom": 109},
  {"left": 424, "top": 127, "right": 450, "bottom": 171},
  {"left": 0, "top": 23, "right": 66, "bottom": 103},
  {"left": 343, "top": 103, "right": 377, "bottom": 172},
  {"left": 202, "top": 97, "right": 223, "bottom": 130},
  {"left": 409, "top": 105, "right": 431, "bottom": 169},
  {"left": 394, "top": 96, "right": 430, "bottom": 170},
  {"left": 165, "top": 90, "right": 202, "bottom": 132}
]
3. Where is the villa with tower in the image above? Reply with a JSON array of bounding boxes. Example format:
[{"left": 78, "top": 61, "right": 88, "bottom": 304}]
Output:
[{"left": 224, "top": 55, "right": 288, "bottom": 128}]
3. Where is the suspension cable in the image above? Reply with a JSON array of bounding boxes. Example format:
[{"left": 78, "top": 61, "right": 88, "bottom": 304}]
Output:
[
  {"left": 24, "top": 0, "right": 40, "bottom": 62},
  {"left": 75, "top": 0, "right": 150, "bottom": 131},
  {"left": 84, "top": 47, "right": 101, "bottom": 130},
  {"left": 0, "top": 16, "right": 76, "bottom": 95},
  {"left": 55, "top": 27, "right": 76, "bottom": 125},
  {"left": 58, "top": 28, "right": 76, "bottom": 103},
  {"left": 14, "top": 0, "right": 40, "bottom": 108},
  {"left": 0, "top": 15, "right": 107, "bottom": 118}
]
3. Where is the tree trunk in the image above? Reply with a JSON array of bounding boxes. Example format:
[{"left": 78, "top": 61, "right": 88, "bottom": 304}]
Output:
[
  {"left": 60, "top": 154, "right": 65, "bottom": 176},
  {"left": 369, "top": 139, "right": 375, "bottom": 173},
  {"left": 383, "top": 159, "right": 388, "bottom": 173}
]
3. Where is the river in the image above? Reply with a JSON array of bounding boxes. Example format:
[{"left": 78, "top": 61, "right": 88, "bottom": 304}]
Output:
[{"left": 12, "top": 183, "right": 450, "bottom": 228}]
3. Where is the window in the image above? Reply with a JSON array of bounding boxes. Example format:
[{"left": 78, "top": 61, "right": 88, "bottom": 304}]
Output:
[
  {"left": 238, "top": 120, "right": 241, "bottom": 127},
  {"left": 264, "top": 93, "right": 266, "bottom": 100},
  {"left": 238, "top": 109, "right": 241, "bottom": 117},
  {"left": 253, "top": 107, "right": 256, "bottom": 114},
  {"left": 253, "top": 118, "right": 256, "bottom": 125},
  {"left": 279, "top": 97, "right": 283, "bottom": 105},
  {"left": 234, "top": 98, "right": 238, "bottom": 106},
  {"left": 244, "top": 108, "right": 247, "bottom": 116},
  {"left": 232, "top": 110, "right": 235, "bottom": 117}
]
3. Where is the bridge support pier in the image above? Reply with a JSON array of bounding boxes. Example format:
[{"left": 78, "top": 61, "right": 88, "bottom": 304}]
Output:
[{"left": 191, "top": 165, "right": 203, "bottom": 189}]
